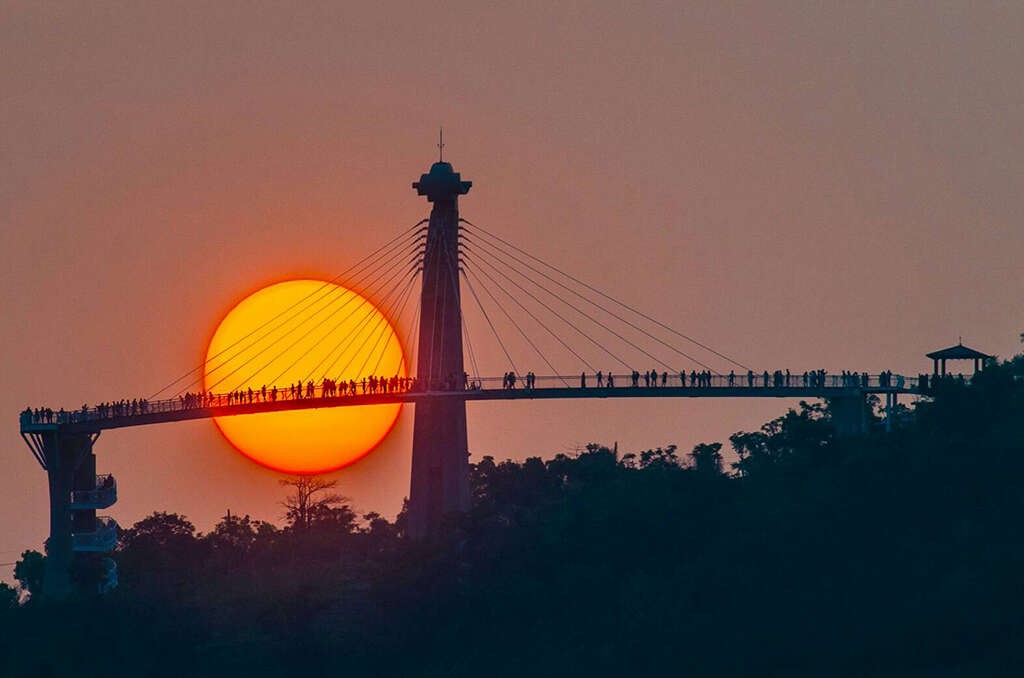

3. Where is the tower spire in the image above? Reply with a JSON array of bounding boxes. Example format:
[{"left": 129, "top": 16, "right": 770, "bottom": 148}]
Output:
[
  {"left": 408, "top": 157, "right": 471, "bottom": 538},
  {"left": 438, "top": 127, "right": 445, "bottom": 162}
]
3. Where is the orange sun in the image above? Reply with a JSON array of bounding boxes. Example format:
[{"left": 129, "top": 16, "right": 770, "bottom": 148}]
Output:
[{"left": 204, "top": 279, "right": 407, "bottom": 474}]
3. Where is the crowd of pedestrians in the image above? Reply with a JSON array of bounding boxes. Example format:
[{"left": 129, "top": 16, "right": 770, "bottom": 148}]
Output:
[
  {"left": 19, "top": 374, "right": 423, "bottom": 427},
  {"left": 570, "top": 368, "right": 899, "bottom": 390},
  {"left": 502, "top": 371, "right": 537, "bottom": 389},
  {"left": 21, "top": 398, "right": 151, "bottom": 426}
]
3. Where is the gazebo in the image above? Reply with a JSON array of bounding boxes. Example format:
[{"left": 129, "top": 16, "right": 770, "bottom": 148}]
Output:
[{"left": 926, "top": 340, "right": 993, "bottom": 376}]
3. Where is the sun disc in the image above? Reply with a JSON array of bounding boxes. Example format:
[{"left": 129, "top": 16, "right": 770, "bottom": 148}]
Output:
[{"left": 203, "top": 279, "right": 407, "bottom": 474}]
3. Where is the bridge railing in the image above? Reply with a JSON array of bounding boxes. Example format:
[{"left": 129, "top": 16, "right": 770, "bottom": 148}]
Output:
[
  {"left": 475, "top": 372, "right": 921, "bottom": 391},
  {"left": 70, "top": 474, "right": 117, "bottom": 509},
  {"left": 71, "top": 516, "right": 119, "bottom": 553},
  {"left": 22, "top": 370, "right": 936, "bottom": 429}
]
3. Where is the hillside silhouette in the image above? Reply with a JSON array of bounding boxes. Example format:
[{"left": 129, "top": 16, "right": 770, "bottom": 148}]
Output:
[{"left": 3, "top": 356, "right": 1023, "bottom": 677}]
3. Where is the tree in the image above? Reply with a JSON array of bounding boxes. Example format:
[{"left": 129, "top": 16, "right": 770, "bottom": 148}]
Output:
[
  {"left": 119, "top": 511, "right": 196, "bottom": 549},
  {"left": 279, "top": 476, "right": 345, "bottom": 530},
  {"left": 361, "top": 511, "right": 387, "bottom": 533},
  {"left": 637, "top": 444, "right": 681, "bottom": 470},
  {"left": 13, "top": 550, "right": 45, "bottom": 600},
  {"left": 0, "top": 582, "right": 19, "bottom": 610},
  {"left": 205, "top": 510, "right": 260, "bottom": 555},
  {"left": 116, "top": 512, "right": 202, "bottom": 589},
  {"left": 730, "top": 401, "right": 833, "bottom": 477},
  {"left": 689, "top": 442, "right": 724, "bottom": 475},
  {"left": 546, "top": 444, "right": 619, "bottom": 486}
]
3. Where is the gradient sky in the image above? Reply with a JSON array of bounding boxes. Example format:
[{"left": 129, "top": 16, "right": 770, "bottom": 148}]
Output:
[{"left": 3, "top": 2, "right": 1022, "bottom": 575}]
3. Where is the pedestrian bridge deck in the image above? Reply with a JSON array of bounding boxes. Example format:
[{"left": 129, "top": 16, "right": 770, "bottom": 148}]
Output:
[{"left": 20, "top": 373, "right": 922, "bottom": 435}]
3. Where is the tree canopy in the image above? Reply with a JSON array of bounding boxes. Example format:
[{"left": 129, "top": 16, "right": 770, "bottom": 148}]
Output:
[{"left": 4, "top": 355, "right": 1024, "bottom": 677}]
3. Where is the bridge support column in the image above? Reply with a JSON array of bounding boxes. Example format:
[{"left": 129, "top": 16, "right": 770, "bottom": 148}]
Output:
[
  {"left": 829, "top": 394, "right": 867, "bottom": 438},
  {"left": 408, "top": 160, "right": 472, "bottom": 538},
  {"left": 884, "top": 393, "right": 894, "bottom": 433},
  {"left": 32, "top": 431, "right": 98, "bottom": 599}
]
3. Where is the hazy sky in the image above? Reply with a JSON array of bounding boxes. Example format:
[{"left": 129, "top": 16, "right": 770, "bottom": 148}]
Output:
[{"left": 3, "top": 2, "right": 1022, "bottom": 574}]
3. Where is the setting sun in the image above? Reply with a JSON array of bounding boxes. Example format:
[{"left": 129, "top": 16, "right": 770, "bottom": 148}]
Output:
[{"left": 203, "top": 279, "right": 407, "bottom": 474}]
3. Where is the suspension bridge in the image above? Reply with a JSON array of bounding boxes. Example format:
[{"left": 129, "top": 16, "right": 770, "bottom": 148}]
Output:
[{"left": 19, "top": 155, "right": 935, "bottom": 599}]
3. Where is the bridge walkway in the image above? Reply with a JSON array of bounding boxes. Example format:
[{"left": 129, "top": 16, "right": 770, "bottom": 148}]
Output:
[{"left": 20, "top": 372, "right": 923, "bottom": 435}]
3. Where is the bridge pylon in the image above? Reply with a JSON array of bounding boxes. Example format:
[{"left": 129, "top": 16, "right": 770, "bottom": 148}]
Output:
[
  {"left": 20, "top": 426, "right": 118, "bottom": 599},
  {"left": 407, "top": 160, "right": 472, "bottom": 538}
]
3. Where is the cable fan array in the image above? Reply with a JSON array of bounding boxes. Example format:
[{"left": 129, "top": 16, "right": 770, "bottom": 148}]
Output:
[
  {"left": 151, "top": 221, "right": 429, "bottom": 402},
  {"left": 456, "top": 219, "right": 750, "bottom": 385}
]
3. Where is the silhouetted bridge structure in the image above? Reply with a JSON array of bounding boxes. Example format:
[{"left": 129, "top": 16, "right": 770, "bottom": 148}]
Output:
[
  {"left": 19, "top": 153, "right": 952, "bottom": 599},
  {"left": 21, "top": 373, "right": 920, "bottom": 440}
]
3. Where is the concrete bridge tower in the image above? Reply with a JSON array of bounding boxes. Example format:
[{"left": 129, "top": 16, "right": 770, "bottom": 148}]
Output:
[{"left": 407, "top": 158, "right": 472, "bottom": 538}]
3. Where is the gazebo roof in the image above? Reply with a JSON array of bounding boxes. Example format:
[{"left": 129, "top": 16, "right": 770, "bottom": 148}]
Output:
[{"left": 926, "top": 342, "right": 993, "bottom": 361}]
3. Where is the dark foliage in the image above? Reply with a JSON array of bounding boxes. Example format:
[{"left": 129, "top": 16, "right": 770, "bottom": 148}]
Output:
[
  {"left": 12, "top": 550, "right": 44, "bottom": 599},
  {"left": 4, "top": 357, "right": 1024, "bottom": 677},
  {"left": 0, "top": 583, "right": 17, "bottom": 612}
]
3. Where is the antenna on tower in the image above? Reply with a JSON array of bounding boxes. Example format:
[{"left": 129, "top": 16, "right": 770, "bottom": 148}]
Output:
[{"left": 438, "top": 127, "right": 445, "bottom": 162}]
